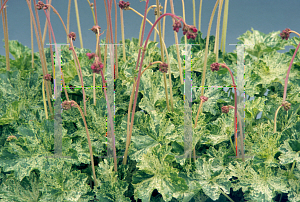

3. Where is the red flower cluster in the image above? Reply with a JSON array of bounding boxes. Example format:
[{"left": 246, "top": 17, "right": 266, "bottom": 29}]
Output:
[
  {"left": 91, "top": 25, "right": 101, "bottom": 34},
  {"left": 68, "top": 32, "right": 76, "bottom": 41},
  {"left": 280, "top": 28, "right": 291, "bottom": 40},
  {"left": 91, "top": 57, "right": 104, "bottom": 74},
  {"left": 86, "top": 52, "right": 96, "bottom": 60},
  {"left": 159, "top": 63, "right": 168, "bottom": 73},
  {"left": 36, "top": 1, "right": 45, "bottom": 10},
  {"left": 172, "top": 20, "right": 182, "bottom": 33},
  {"left": 210, "top": 62, "right": 221, "bottom": 72},
  {"left": 281, "top": 101, "right": 291, "bottom": 111},
  {"left": 221, "top": 106, "right": 230, "bottom": 114},
  {"left": 200, "top": 96, "right": 208, "bottom": 103},
  {"left": 43, "top": 73, "right": 52, "bottom": 81},
  {"left": 62, "top": 100, "right": 77, "bottom": 110},
  {"left": 119, "top": 1, "right": 130, "bottom": 10},
  {"left": 182, "top": 24, "right": 198, "bottom": 40}
]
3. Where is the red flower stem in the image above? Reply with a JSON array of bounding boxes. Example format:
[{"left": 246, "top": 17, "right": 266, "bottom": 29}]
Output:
[
  {"left": 221, "top": 64, "right": 238, "bottom": 157},
  {"left": 100, "top": 69, "right": 118, "bottom": 172},
  {"left": 282, "top": 40, "right": 300, "bottom": 102},
  {"left": 0, "top": 0, "right": 8, "bottom": 16},
  {"left": 69, "top": 40, "right": 87, "bottom": 116},
  {"left": 43, "top": 8, "right": 69, "bottom": 101}
]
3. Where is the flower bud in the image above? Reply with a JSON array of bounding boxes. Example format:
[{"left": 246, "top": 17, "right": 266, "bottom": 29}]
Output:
[
  {"left": 221, "top": 106, "right": 230, "bottom": 113},
  {"left": 159, "top": 62, "right": 168, "bottom": 73},
  {"left": 91, "top": 25, "right": 101, "bottom": 34},
  {"left": 43, "top": 73, "right": 52, "bottom": 81},
  {"left": 68, "top": 32, "right": 76, "bottom": 41},
  {"left": 119, "top": 1, "right": 130, "bottom": 10},
  {"left": 86, "top": 52, "right": 96, "bottom": 60},
  {"left": 7, "top": 135, "right": 17, "bottom": 142},
  {"left": 36, "top": 1, "right": 45, "bottom": 10},
  {"left": 280, "top": 28, "right": 291, "bottom": 40},
  {"left": 200, "top": 96, "right": 208, "bottom": 102},
  {"left": 210, "top": 63, "right": 221, "bottom": 72},
  {"left": 282, "top": 101, "right": 291, "bottom": 111}
]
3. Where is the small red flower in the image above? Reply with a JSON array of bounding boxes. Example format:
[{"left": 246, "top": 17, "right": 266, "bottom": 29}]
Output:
[
  {"left": 36, "top": 1, "right": 45, "bottom": 10},
  {"left": 68, "top": 32, "right": 76, "bottom": 41},
  {"left": 91, "top": 25, "right": 101, "bottom": 34},
  {"left": 210, "top": 63, "right": 221, "bottom": 72},
  {"left": 159, "top": 62, "right": 168, "bottom": 73},
  {"left": 86, "top": 52, "right": 96, "bottom": 60},
  {"left": 200, "top": 96, "right": 208, "bottom": 103},
  {"left": 119, "top": 1, "right": 130, "bottom": 10},
  {"left": 280, "top": 28, "right": 291, "bottom": 40},
  {"left": 282, "top": 101, "right": 291, "bottom": 111},
  {"left": 221, "top": 106, "right": 230, "bottom": 113},
  {"left": 43, "top": 73, "right": 52, "bottom": 81}
]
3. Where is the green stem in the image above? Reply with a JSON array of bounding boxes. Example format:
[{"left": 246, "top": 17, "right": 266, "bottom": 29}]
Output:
[
  {"left": 198, "top": 0, "right": 202, "bottom": 32},
  {"left": 27, "top": 0, "right": 53, "bottom": 118},
  {"left": 120, "top": 8, "right": 126, "bottom": 62},
  {"left": 74, "top": 0, "right": 83, "bottom": 48},
  {"left": 219, "top": 188, "right": 234, "bottom": 202},
  {"left": 67, "top": 0, "right": 71, "bottom": 44},
  {"left": 193, "top": 0, "right": 196, "bottom": 27},
  {"left": 199, "top": 0, "right": 220, "bottom": 112},
  {"left": 274, "top": 105, "right": 282, "bottom": 133},
  {"left": 162, "top": 0, "right": 167, "bottom": 41},
  {"left": 220, "top": 0, "right": 229, "bottom": 53},
  {"left": 42, "top": 80, "right": 48, "bottom": 119},
  {"left": 170, "top": 0, "right": 184, "bottom": 85},
  {"left": 181, "top": 0, "right": 187, "bottom": 44},
  {"left": 214, "top": 0, "right": 224, "bottom": 62}
]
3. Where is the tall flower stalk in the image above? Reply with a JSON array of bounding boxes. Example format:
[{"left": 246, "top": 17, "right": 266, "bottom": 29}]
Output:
[
  {"left": 220, "top": 0, "right": 229, "bottom": 53},
  {"left": 27, "top": 0, "right": 53, "bottom": 118},
  {"left": 123, "top": 10, "right": 197, "bottom": 164},
  {"left": 62, "top": 100, "right": 97, "bottom": 187},
  {"left": 198, "top": 0, "right": 202, "bottom": 32},
  {"left": 69, "top": 33, "right": 88, "bottom": 116},
  {"left": 274, "top": 28, "right": 300, "bottom": 133},
  {"left": 41, "top": 3, "right": 70, "bottom": 101},
  {"left": 214, "top": 0, "right": 224, "bottom": 62},
  {"left": 73, "top": 0, "right": 83, "bottom": 48},
  {"left": 199, "top": 0, "right": 220, "bottom": 112},
  {"left": 210, "top": 62, "right": 241, "bottom": 160},
  {"left": 170, "top": 0, "right": 184, "bottom": 84},
  {"left": 1, "top": 0, "right": 9, "bottom": 71}
]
